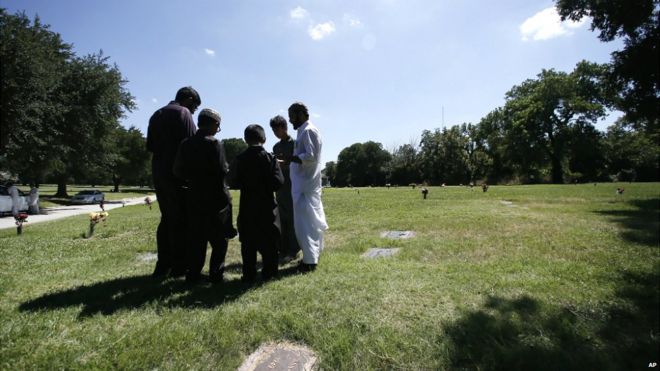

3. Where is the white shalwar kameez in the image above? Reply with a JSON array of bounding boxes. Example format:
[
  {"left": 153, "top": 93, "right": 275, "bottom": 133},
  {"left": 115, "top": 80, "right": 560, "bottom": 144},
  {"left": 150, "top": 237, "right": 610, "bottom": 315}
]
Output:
[{"left": 291, "top": 121, "right": 328, "bottom": 264}]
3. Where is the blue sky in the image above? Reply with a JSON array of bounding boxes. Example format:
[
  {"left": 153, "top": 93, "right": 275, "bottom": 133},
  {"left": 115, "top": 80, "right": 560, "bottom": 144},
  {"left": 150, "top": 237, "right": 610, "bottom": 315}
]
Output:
[{"left": 4, "top": 0, "right": 622, "bottom": 163}]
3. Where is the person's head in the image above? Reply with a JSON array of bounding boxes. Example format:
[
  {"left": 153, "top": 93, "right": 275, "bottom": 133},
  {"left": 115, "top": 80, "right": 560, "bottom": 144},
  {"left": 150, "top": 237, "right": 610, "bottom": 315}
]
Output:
[
  {"left": 288, "top": 102, "right": 309, "bottom": 129},
  {"left": 269, "top": 115, "right": 289, "bottom": 140},
  {"left": 244, "top": 124, "right": 266, "bottom": 146},
  {"left": 175, "top": 86, "right": 201, "bottom": 114},
  {"left": 197, "top": 108, "right": 221, "bottom": 135}
]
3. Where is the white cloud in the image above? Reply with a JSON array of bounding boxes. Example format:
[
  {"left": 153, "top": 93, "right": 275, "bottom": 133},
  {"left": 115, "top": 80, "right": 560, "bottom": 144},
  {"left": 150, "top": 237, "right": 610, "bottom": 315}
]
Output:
[
  {"left": 308, "top": 21, "right": 336, "bottom": 40},
  {"left": 311, "top": 112, "right": 321, "bottom": 119},
  {"left": 204, "top": 48, "right": 216, "bottom": 57},
  {"left": 343, "top": 14, "right": 362, "bottom": 27},
  {"left": 290, "top": 6, "right": 309, "bottom": 20},
  {"left": 151, "top": 98, "right": 158, "bottom": 103},
  {"left": 520, "top": 7, "right": 587, "bottom": 41}
]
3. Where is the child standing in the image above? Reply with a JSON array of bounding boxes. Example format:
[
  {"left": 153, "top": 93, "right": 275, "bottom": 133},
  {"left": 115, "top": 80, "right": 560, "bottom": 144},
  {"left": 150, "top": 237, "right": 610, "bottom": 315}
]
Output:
[{"left": 228, "top": 124, "right": 284, "bottom": 282}]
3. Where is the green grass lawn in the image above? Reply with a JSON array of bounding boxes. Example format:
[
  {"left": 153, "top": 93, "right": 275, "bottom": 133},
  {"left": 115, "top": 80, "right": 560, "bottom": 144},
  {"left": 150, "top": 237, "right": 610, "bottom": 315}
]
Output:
[{"left": 1, "top": 183, "right": 658, "bottom": 370}]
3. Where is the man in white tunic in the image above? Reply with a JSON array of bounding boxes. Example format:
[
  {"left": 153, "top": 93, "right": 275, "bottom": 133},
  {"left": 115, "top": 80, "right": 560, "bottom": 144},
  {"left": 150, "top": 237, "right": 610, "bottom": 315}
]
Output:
[{"left": 287, "top": 102, "right": 328, "bottom": 272}]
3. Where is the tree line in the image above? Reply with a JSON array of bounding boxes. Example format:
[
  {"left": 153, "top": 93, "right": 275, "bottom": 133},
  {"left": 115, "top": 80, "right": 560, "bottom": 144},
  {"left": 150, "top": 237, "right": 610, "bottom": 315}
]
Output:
[
  {"left": 1, "top": 9, "right": 145, "bottom": 196},
  {"left": 325, "top": 1, "right": 658, "bottom": 187}
]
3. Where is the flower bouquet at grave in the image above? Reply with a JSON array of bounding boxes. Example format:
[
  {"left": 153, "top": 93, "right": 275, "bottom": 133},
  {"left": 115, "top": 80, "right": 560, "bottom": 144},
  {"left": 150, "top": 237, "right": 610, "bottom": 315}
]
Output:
[
  {"left": 14, "top": 213, "right": 28, "bottom": 235},
  {"left": 86, "top": 212, "right": 108, "bottom": 238}
]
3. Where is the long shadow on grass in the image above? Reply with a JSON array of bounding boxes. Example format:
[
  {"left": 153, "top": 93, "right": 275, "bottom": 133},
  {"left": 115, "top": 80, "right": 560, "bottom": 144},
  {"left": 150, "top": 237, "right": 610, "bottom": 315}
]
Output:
[
  {"left": 595, "top": 198, "right": 659, "bottom": 247},
  {"left": 19, "top": 266, "right": 301, "bottom": 318},
  {"left": 443, "top": 270, "right": 659, "bottom": 370}
]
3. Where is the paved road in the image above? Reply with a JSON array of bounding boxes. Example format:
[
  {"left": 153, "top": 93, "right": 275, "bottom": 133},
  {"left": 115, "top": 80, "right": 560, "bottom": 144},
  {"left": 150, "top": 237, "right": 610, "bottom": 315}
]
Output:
[{"left": 0, "top": 195, "right": 156, "bottom": 230}]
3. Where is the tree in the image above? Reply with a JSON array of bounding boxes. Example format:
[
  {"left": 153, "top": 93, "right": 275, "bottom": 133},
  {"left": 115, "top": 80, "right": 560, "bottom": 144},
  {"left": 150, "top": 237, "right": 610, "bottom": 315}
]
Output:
[
  {"left": 418, "top": 126, "right": 478, "bottom": 185},
  {"left": 476, "top": 108, "right": 513, "bottom": 183},
  {"left": 604, "top": 119, "right": 659, "bottom": 181},
  {"left": 556, "top": 0, "right": 659, "bottom": 133},
  {"left": 335, "top": 142, "right": 391, "bottom": 187},
  {"left": 222, "top": 138, "right": 247, "bottom": 166},
  {"left": 503, "top": 61, "right": 609, "bottom": 183},
  {"left": 49, "top": 52, "right": 135, "bottom": 197},
  {"left": 109, "top": 126, "right": 150, "bottom": 192},
  {"left": 0, "top": 10, "right": 72, "bottom": 185},
  {"left": 460, "top": 123, "right": 491, "bottom": 183},
  {"left": 323, "top": 161, "right": 336, "bottom": 186},
  {"left": 388, "top": 143, "right": 420, "bottom": 185},
  {"left": 566, "top": 122, "right": 607, "bottom": 181}
]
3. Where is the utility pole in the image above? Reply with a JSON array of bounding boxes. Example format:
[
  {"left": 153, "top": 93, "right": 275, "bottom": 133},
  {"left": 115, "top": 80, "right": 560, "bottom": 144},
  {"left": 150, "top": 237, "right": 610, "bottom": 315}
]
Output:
[{"left": 442, "top": 106, "right": 445, "bottom": 129}]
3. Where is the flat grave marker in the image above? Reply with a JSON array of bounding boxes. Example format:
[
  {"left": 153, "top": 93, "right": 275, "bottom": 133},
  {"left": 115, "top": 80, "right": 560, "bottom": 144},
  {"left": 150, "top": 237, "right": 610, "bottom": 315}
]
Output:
[
  {"left": 362, "top": 248, "right": 400, "bottom": 259},
  {"left": 381, "top": 230, "right": 415, "bottom": 239},
  {"left": 238, "top": 342, "right": 318, "bottom": 371}
]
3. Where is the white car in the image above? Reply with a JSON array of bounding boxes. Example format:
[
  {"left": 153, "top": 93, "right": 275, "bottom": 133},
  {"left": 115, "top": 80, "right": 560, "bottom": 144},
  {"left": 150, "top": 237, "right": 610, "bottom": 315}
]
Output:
[
  {"left": 0, "top": 185, "right": 29, "bottom": 215},
  {"left": 70, "top": 190, "right": 105, "bottom": 204}
]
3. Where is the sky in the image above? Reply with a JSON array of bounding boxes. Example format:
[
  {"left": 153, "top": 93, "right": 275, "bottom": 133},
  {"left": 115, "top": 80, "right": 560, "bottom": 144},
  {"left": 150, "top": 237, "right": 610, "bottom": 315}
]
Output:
[{"left": 4, "top": 0, "right": 623, "bottom": 163}]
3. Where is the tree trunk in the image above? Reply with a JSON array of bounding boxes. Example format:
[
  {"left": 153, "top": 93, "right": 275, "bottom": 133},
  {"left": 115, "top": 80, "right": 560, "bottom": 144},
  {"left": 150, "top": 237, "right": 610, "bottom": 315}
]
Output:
[
  {"left": 55, "top": 179, "right": 68, "bottom": 198},
  {"left": 551, "top": 155, "right": 564, "bottom": 184},
  {"left": 113, "top": 176, "right": 120, "bottom": 193}
]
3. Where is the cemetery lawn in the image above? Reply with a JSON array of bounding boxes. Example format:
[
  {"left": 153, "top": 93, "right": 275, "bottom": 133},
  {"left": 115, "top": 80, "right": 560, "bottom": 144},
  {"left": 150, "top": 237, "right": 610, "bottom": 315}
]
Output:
[{"left": 1, "top": 183, "right": 658, "bottom": 370}]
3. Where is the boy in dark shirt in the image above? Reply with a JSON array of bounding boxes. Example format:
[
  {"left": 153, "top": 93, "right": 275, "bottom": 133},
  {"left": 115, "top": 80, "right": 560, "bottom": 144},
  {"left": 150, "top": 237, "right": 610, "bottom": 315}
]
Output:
[
  {"left": 173, "top": 108, "right": 236, "bottom": 284},
  {"left": 228, "top": 124, "right": 284, "bottom": 283}
]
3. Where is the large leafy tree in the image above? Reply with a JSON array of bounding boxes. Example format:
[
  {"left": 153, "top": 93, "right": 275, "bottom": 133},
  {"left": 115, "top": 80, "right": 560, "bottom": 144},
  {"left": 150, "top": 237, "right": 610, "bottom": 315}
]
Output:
[
  {"left": 503, "top": 61, "right": 609, "bottom": 183},
  {"left": 335, "top": 141, "right": 391, "bottom": 187},
  {"left": 109, "top": 126, "right": 150, "bottom": 192},
  {"left": 476, "top": 108, "right": 519, "bottom": 183},
  {"left": 460, "top": 123, "right": 491, "bottom": 183},
  {"left": 604, "top": 119, "right": 659, "bottom": 181},
  {"left": 50, "top": 52, "right": 135, "bottom": 196},
  {"left": 1, "top": 10, "right": 135, "bottom": 194},
  {"left": 556, "top": 0, "right": 659, "bottom": 133},
  {"left": 418, "top": 126, "right": 482, "bottom": 185},
  {"left": 388, "top": 143, "right": 420, "bottom": 185},
  {"left": 323, "top": 161, "right": 336, "bottom": 186},
  {"left": 0, "top": 10, "right": 72, "bottom": 184}
]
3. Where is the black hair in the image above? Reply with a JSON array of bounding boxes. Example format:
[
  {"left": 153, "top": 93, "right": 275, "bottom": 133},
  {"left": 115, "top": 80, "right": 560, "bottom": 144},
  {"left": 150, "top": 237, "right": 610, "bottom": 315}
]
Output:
[
  {"left": 175, "top": 86, "right": 201, "bottom": 105},
  {"left": 244, "top": 124, "right": 266, "bottom": 144},
  {"left": 269, "top": 115, "right": 288, "bottom": 129},
  {"left": 288, "top": 102, "right": 309, "bottom": 116}
]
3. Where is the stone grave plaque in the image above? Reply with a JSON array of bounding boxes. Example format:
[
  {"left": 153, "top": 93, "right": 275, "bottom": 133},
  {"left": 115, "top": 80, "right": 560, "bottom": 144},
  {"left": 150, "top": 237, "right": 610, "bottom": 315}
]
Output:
[
  {"left": 362, "top": 248, "right": 400, "bottom": 259},
  {"left": 238, "top": 342, "right": 318, "bottom": 371},
  {"left": 381, "top": 230, "right": 415, "bottom": 239},
  {"left": 500, "top": 200, "right": 515, "bottom": 207},
  {"left": 137, "top": 252, "right": 158, "bottom": 262}
]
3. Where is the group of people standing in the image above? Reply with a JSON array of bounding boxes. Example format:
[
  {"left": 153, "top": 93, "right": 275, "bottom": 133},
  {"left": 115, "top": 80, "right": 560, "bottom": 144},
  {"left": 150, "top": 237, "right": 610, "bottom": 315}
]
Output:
[{"left": 146, "top": 86, "right": 328, "bottom": 284}]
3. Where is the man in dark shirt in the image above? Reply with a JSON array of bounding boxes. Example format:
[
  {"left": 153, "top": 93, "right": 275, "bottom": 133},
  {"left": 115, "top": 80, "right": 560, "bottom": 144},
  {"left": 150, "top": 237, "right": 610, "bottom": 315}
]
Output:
[
  {"left": 269, "top": 115, "right": 300, "bottom": 263},
  {"left": 146, "top": 86, "right": 200, "bottom": 277},
  {"left": 173, "top": 108, "right": 234, "bottom": 283}
]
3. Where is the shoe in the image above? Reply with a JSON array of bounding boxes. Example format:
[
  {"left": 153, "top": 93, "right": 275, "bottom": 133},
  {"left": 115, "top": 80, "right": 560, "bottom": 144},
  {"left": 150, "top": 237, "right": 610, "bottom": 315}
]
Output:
[
  {"left": 278, "top": 255, "right": 296, "bottom": 265},
  {"left": 185, "top": 273, "right": 207, "bottom": 284},
  {"left": 298, "top": 263, "right": 317, "bottom": 273}
]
